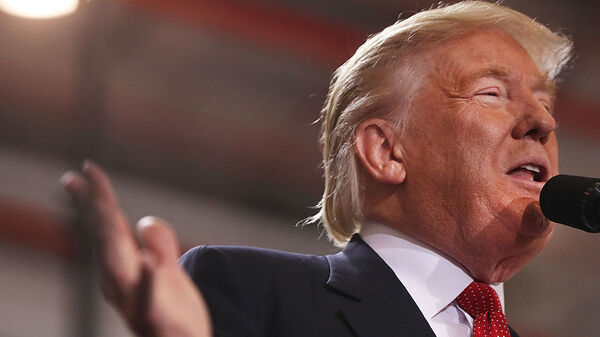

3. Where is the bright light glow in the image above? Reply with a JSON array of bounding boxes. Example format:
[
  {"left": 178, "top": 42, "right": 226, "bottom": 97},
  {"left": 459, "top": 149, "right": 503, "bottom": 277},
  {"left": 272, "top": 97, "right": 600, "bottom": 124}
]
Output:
[{"left": 0, "top": 0, "right": 79, "bottom": 19}]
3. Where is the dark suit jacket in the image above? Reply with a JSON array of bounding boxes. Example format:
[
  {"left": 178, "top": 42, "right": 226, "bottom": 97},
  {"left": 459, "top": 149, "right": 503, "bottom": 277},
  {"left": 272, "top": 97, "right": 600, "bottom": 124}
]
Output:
[{"left": 180, "top": 235, "right": 520, "bottom": 337}]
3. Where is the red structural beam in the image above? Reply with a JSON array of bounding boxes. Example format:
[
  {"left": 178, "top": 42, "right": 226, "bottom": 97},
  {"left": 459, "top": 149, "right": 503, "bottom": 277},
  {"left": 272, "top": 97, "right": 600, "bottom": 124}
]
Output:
[
  {"left": 0, "top": 198, "right": 76, "bottom": 259},
  {"left": 0, "top": 198, "right": 191, "bottom": 261},
  {"left": 125, "top": 0, "right": 368, "bottom": 67}
]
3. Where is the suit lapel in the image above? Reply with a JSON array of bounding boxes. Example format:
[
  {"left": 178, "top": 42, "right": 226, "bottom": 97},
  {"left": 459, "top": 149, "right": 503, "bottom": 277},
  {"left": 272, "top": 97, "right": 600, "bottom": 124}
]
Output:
[
  {"left": 326, "top": 235, "right": 436, "bottom": 337},
  {"left": 509, "top": 325, "right": 520, "bottom": 337}
]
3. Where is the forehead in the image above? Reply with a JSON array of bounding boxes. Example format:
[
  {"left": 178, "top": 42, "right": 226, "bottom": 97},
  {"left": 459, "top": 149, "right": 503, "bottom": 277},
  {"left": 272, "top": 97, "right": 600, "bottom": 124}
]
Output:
[{"left": 423, "top": 27, "right": 554, "bottom": 93}]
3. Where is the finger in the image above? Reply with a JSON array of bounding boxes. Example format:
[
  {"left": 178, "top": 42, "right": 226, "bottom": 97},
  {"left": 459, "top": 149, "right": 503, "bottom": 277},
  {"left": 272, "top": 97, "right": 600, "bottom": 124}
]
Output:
[
  {"left": 96, "top": 200, "right": 140, "bottom": 282},
  {"left": 80, "top": 161, "right": 141, "bottom": 299},
  {"left": 141, "top": 247, "right": 213, "bottom": 337},
  {"left": 82, "top": 161, "right": 137, "bottom": 249},
  {"left": 61, "top": 170, "right": 137, "bottom": 303},
  {"left": 81, "top": 160, "right": 138, "bottom": 258},
  {"left": 60, "top": 171, "right": 91, "bottom": 206},
  {"left": 129, "top": 250, "right": 158, "bottom": 337},
  {"left": 136, "top": 216, "right": 181, "bottom": 265},
  {"left": 83, "top": 159, "right": 121, "bottom": 207}
]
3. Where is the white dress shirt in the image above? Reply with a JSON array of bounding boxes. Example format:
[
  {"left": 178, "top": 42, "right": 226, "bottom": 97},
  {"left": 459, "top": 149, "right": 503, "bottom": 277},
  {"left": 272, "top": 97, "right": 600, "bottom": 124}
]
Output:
[{"left": 360, "top": 221, "right": 505, "bottom": 337}]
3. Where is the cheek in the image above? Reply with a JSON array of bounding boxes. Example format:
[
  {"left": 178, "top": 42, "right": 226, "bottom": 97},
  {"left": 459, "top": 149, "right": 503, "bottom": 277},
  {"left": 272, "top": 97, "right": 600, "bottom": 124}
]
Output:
[{"left": 450, "top": 110, "right": 506, "bottom": 165}]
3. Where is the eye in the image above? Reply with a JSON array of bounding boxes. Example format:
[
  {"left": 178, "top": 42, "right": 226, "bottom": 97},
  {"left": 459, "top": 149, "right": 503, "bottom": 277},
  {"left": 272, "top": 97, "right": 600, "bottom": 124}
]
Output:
[
  {"left": 467, "top": 77, "right": 508, "bottom": 105},
  {"left": 534, "top": 93, "right": 553, "bottom": 113},
  {"left": 473, "top": 86, "right": 506, "bottom": 105},
  {"left": 539, "top": 99, "right": 552, "bottom": 113},
  {"left": 476, "top": 87, "right": 501, "bottom": 97},
  {"left": 540, "top": 102, "right": 551, "bottom": 112},
  {"left": 481, "top": 91, "right": 499, "bottom": 97}
]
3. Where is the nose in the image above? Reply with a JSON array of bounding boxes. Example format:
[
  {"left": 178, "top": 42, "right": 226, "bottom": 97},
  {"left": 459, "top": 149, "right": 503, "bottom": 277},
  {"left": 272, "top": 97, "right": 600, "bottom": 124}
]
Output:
[{"left": 511, "top": 99, "right": 557, "bottom": 144}]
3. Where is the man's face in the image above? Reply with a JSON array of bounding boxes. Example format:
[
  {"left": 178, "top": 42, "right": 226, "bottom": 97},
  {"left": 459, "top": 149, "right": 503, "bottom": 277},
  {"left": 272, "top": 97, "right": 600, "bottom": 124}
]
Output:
[{"left": 397, "top": 28, "right": 558, "bottom": 283}]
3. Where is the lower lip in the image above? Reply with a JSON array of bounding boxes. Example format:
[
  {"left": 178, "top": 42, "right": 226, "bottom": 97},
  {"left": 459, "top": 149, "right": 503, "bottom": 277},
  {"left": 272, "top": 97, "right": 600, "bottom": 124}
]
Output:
[{"left": 506, "top": 173, "right": 545, "bottom": 193}]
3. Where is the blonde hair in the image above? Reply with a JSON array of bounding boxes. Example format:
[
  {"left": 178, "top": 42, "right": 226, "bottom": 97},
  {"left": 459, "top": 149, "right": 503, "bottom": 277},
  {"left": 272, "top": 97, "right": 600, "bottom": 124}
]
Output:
[{"left": 308, "top": 0, "right": 573, "bottom": 246}]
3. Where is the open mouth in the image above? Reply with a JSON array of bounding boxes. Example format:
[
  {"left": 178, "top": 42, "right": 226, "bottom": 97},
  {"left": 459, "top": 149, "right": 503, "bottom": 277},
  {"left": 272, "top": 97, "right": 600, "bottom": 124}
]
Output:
[{"left": 506, "top": 162, "right": 548, "bottom": 183}]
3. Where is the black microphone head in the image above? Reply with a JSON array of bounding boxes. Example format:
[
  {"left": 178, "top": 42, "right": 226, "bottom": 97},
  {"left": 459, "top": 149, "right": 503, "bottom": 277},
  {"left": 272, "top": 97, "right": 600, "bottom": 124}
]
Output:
[{"left": 540, "top": 174, "right": 600, "bottom": 233}]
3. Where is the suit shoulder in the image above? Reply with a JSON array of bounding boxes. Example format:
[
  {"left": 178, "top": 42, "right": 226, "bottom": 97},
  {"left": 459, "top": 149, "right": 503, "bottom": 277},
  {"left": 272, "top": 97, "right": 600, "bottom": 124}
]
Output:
[
  {"left": 179, "top": 245, "right": 348, "bottom": 336},
  {"left": 180, "top": 244, "right": 329, "bottom": 280}
]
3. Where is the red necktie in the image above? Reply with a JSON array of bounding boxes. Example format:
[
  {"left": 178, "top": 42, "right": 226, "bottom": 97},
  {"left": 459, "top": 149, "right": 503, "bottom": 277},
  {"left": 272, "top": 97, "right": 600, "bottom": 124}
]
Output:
[{"left": 455, "top": 281, "right": 511, "bottom": 337}]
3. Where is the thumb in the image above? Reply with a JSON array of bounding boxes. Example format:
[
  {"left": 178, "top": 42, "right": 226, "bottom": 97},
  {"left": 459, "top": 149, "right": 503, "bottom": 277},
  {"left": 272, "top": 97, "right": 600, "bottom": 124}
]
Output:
[{"left": 136, "top": 216, "right": 181, "bottom": 265}]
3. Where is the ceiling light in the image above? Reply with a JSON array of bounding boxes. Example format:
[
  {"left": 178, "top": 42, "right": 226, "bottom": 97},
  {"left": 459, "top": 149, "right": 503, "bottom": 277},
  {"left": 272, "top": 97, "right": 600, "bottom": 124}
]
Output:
[{"left": 0, "top": 0, "right": 79, "bottom": 19}]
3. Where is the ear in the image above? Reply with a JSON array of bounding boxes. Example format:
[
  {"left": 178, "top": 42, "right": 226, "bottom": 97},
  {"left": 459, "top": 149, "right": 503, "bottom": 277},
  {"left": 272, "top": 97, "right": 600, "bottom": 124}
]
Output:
[{"left": 355, "top": 119, "right": 406, "bottom": 185}]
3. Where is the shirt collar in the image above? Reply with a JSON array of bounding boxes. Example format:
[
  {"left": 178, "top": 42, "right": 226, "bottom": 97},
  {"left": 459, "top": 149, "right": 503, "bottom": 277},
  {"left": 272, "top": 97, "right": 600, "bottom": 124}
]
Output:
[{"left": 359, "top": 221, "right": 504, "bottom": 319}]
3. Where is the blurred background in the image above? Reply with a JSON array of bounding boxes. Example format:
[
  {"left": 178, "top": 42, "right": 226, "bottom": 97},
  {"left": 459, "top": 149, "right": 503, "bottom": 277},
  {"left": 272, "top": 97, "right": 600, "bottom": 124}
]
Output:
[{"left": 0, "top": 0, "right": 598, "bottom": 336}]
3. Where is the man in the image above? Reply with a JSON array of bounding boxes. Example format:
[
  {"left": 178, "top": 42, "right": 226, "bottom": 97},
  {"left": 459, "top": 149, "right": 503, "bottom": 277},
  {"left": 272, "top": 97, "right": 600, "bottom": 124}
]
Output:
[{"left": 61, "top": 1, "right": 573, "bottom": 336}]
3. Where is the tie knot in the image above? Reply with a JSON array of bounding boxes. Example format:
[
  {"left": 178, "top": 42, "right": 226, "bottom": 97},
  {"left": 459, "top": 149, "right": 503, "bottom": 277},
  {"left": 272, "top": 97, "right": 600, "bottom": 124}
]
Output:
[
  {"left": 456, "top": 281, "right": 503, "bottom": 318},
  {"left": 456, "top": 282, "right": 511, "bottom": 337}
]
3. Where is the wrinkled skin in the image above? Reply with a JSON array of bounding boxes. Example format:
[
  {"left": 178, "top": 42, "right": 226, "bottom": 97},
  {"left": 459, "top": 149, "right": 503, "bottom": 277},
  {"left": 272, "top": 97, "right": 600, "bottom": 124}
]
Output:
[{"left": 388, "top": 28, "right": 558, "bottom": 283}]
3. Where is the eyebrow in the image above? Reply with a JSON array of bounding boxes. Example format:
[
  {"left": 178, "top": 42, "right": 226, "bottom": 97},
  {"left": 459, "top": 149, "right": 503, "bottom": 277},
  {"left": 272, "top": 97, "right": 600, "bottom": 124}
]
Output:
[
  {"left": 459, "top": 65, "right": 556, "bottom": 96},
  {"left": 459, "top": 67, "right": 512, "bottom": 89}
]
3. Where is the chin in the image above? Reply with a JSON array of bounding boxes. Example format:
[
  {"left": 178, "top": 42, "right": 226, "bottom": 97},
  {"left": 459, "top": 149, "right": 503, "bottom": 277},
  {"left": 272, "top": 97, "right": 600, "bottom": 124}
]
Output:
[
  {"left": 494, "top": 226, "right": 554, "bottom": 283},
  {"left": 489, "top": 245, "right": 546, "bottom": 283}
]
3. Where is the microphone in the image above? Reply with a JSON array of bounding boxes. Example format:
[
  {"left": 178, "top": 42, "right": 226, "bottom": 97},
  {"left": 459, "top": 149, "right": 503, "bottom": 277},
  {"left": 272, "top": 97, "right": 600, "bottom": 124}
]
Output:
[{"left": 540, "top": 175, "right": 600, "bottom": 233}]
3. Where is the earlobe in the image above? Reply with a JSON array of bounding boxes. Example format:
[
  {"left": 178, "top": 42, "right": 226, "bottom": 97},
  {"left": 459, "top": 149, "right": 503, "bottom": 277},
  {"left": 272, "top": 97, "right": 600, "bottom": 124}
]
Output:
[{"left": 355, "top": 119, "right": 406, "bottom": 185}]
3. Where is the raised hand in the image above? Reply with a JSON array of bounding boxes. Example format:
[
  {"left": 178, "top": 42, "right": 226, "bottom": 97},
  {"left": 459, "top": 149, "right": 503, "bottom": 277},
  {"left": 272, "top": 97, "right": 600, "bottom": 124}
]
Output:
[{"left": 61, "top": 161, "right": 212, "bottom": 337}]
